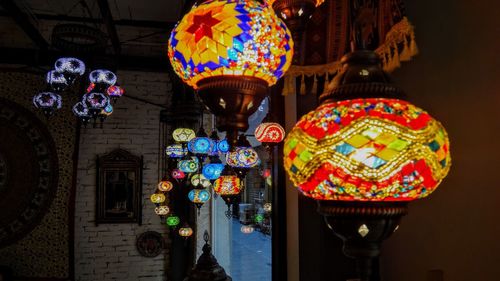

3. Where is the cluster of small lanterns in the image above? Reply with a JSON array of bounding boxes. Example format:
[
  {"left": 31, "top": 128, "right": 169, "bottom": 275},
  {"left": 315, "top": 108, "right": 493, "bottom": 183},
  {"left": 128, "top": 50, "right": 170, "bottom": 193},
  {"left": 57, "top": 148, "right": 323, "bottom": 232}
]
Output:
[
  {"left": 32, "top": 57, "right": 124, "bottom": 126},
  {"left": 150, "top": 118, "right": 286, "bottom": 234}
]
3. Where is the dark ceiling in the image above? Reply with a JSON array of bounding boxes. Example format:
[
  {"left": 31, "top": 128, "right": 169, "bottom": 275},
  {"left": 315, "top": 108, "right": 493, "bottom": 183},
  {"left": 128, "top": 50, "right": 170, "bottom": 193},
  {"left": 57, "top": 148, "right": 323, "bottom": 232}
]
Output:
[{"left": 0, "top": 0, "right": 194, "bottom": 71}]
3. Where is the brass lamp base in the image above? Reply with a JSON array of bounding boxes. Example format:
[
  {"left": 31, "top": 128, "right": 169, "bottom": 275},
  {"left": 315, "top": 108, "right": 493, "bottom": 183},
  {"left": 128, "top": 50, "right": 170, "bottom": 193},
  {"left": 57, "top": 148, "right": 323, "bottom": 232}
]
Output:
[
  {"left": 317, "top": 201, "right": 408, "bottom": 281},
  {"left": 197, "top": 76, "right": 268, "bottom": 146}
]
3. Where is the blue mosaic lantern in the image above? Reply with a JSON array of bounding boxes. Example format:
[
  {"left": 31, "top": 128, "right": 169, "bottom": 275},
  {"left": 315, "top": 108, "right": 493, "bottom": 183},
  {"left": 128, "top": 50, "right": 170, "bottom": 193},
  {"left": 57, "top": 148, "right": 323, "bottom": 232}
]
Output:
[
  {"left": 202, "top": 163, "right": 225, "bottom": 181},
  {"left": 188, "top": 189, "right": 211, "bottom": 209},
  {"left": 178, "top": 157, "right": 199, "bottom": 173},
  {"left": 188, "top": 128, "right": 215, "bottom": 160},
  {"left": 217, "top": 139, "right": 230, "bottom": 154}
]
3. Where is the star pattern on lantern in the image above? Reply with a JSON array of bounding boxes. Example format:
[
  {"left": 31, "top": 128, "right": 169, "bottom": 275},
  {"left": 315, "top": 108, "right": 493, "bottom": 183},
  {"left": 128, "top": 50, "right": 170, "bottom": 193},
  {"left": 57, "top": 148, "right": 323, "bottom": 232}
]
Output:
[
  {"left": 168, "top": 0, "right": 293, "bottom": 88},
  {"left": 186, "top": 11, "right": 222, "bottom": 43}
]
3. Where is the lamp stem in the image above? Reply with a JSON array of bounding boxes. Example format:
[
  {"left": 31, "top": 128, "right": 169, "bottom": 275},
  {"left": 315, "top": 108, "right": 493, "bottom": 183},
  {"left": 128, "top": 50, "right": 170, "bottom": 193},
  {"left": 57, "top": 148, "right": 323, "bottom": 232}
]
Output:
[{"left": 355, "top": 257, "right": 373, "bottom": 281}]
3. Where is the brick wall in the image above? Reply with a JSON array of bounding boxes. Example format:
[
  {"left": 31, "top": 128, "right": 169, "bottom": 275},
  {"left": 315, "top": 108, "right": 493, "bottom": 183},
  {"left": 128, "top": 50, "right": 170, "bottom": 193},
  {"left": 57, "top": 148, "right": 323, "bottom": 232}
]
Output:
[{"left": 74, "top": 71, "right": 171, "bottom": 281}]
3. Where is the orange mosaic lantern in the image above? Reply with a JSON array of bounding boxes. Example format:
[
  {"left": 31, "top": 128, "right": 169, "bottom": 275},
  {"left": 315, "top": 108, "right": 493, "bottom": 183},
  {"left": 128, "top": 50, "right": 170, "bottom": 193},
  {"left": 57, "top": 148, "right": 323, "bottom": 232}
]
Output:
[{"left": 168, "top": 0, "right": 293, "bottom": 144}]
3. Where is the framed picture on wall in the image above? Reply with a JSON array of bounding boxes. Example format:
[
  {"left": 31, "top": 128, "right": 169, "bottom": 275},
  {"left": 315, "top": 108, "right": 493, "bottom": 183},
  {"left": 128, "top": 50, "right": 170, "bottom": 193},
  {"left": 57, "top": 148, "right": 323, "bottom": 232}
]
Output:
[{"left": 96, "top": 149, "right": 143, "bottom": 225}]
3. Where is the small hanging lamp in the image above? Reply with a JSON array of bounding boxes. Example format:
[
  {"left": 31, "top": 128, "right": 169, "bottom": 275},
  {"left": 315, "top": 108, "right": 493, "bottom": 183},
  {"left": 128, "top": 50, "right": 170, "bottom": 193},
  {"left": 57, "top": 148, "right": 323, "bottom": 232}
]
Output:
[
  {"left": 166, "top": 214, "right": 181, "bottom": 228},
  {"left": 54, "top": 57, "right": 85, "bottom": 84},
  {"left": 213, "top": 166, "right": 243, "bottom": 218},
  {"left": 226, "top": 134, "right": 260, "bottom": 179},
  {"left": 254, "top": 122, "right": 286, "bottom": 148},
  {"left": 33, "top": 92, "right": 62, "bottom": 117},
  {"left": 179, "top": 224, "right": 194, "bottom": 239}
]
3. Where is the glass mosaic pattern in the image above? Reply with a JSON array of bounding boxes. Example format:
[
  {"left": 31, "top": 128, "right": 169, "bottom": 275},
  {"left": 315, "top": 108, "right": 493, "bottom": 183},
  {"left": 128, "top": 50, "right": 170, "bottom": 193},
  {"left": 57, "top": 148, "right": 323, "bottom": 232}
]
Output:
[
  {"left": 255, "top": 122, "right": 285, "bottom": 143},
  {"left": 188, "top": 189, "right": 211, "bottom": 204},
  {"left": 188, "top": 136, "right": 215, "bottom": 155},
  {"left": 226, "top": 147, "right": 260, "bottom": 168},
  {"left": 214, "top": 175, "right": 242, "bottom": 195},
  {"left": 173, "top": 128, "right": 196, "bottom": 143},
  {"left": 284, "top": 98, "right": 451, "bottom": 201},
  {"left": 168, "top": 0, "right": 293, "bottom": 88}
]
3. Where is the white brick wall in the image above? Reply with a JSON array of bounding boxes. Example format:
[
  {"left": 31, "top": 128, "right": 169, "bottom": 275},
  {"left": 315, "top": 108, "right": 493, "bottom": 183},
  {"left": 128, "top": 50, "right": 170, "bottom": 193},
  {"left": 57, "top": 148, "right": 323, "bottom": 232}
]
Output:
[{"left": 74, "top": 71, "right": 172, "bottom": 281}]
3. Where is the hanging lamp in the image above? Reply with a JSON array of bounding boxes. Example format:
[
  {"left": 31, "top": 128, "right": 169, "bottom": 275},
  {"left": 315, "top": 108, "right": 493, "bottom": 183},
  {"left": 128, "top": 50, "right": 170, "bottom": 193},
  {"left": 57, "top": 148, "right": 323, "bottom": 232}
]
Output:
[
  {"left": 226, "top": 134, "right": 260, "bottom": 179},
  {"left": 168, "top": 0, "right": 293, "bottom": 146},
  {"left": 166, "top": 214, "right": 181, "bottom": 228},
  {"left": 268, "top": 0, "right": 324, "bottom": 62},
  {"left": 213, "top": 166, "right": 243, "bottom": 218},
  {"left": 283, "top": 23, "right": 451, "bottom": 281},
  {"left": 188, "top": 127, "right": 215, "bottom": 162},
  {"left": 255, "top": 122, "right": 286, "bottom": 146}
]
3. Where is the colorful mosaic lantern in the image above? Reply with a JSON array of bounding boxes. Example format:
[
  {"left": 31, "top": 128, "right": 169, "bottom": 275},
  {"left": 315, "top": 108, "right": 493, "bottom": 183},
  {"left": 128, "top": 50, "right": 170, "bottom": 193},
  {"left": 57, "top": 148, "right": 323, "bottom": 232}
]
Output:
[
  {"left": 158, "top": 179, "right": 174, "bottom": 192},
  {"left": 191, "top": 174, "right": 212, "bottom": 188},
  {"left": 226, "top": 147, "right": 260, "bottom": 168},
  {"left": 213, "top": 167, "right": 243, "bottom": 217},
  {"left": 89, "top": 69, "right": 117, "bottom": 88},
  {"left": 179, "top": 225, "right": 194, "bottom": 238},
  {"left": 241, "top": 225, "right": 254, "bottom": 234},
  {"left": 284, "top": 98, "right": 451, "bottom": 201},
  {"left": 169, "top": 0, "right": 293, "bottom": 89},
  {"left": 171, "top": 169, "right": 186, "bottom": 180},
  {"left": 46, "top": 70, "right": 68, "bottom": 92},
  {"left": 217, "top": 139, "right": 230, "bottom": 154},
  {"left": 150, "top": 192, "right": 166, "bottom": 204},
  {"left": 166, "top": 215, "right": 180, "bottom": 227},
  {"left": 173, "top": 128, "right": 196, "bottom": 143},
  {"left": 33, "top": 92, "right": 62, "bottom": 117},
  {"left": 283, "top": 49, "right": 452, "bottom": 281},
  {"left": 202, "top": 163, "right": 225, "bottom": 181},
  {"left": 213, "top": 174, "right": 242, "bottom": 196},
  {"left": 168, "top": 0, "right": 293, "bottom": 144},
  {"left": 107, "top": 85, "right": 125, "bottom": 102},
  {"left": 166, "top": 144, "right": 187, "bottom": 158},
  {"left": 83, "top": 92, "right": 110, "bottom": 117},
  {"left": 188, "top": 128, "right": 215, "bottom": 160},
  {"left": 178, "top": 157, "right": 199, "bottom": 173},
  {"left": 188, "top": 188, "right": 211, "bottom": 209},
  {"left": 54, "top": 57, "right": 85, "bottom": 83},
  {"left": 255, "top": 122, "right": 286, "bottom": 144},
  {"left": 155, "top": 205, "right": 170, "bottom": 216}
]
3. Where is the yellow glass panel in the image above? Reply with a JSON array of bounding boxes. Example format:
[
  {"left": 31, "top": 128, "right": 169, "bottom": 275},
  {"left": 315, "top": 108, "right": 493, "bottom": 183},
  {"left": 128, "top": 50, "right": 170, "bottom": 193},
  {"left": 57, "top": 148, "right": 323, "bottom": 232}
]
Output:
[
  {"left": 226, "top": 25, "right": 242, "bottom": 36},
  {"left": 346, "top": 134, "right": 370, "bottom": 148},
  {"left": 374, "top": 133, "right": 396, "bottom": 145},
  {"left": 376, "top": 148, "right": 399, "bottom": 162},
  {"left": 435, "top": 148, "right": 446, "bottom": 160},
  {"left": 217, "top": 44, "right": 228, "bottom": 59},
  {"left": 292, "top": 157, "right": 305, "bottom": 170}
]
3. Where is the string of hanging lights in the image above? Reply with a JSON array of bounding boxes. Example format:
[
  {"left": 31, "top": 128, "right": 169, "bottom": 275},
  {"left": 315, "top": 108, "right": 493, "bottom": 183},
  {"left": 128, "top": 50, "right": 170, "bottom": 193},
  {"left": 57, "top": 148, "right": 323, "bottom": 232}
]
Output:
[{"left": 32, "top": 57, "right": 124, "bottom": 127}]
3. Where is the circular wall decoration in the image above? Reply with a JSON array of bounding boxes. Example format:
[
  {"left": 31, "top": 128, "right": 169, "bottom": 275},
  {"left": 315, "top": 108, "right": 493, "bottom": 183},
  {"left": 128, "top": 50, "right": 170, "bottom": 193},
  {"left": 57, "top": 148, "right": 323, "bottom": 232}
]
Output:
[
  {"left": 0, "top": 98, "right": 59, "bottom": 248},
  {"left": 136, "top": 231, "right": 164, "bottom": 258}
]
